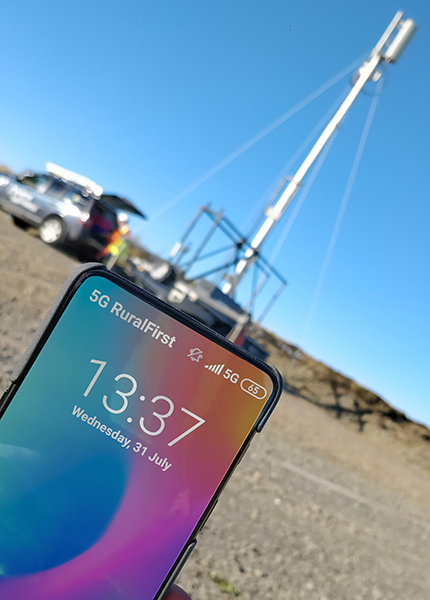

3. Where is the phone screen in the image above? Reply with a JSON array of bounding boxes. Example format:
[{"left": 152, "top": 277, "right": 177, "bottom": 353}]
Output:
[{"left": 0, "top": 274, "right": 276, "bottom": 600}]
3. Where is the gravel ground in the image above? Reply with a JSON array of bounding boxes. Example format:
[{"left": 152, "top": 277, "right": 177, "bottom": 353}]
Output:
[{"left": 1, "top": 212, "right": 429, "bottom": 599}]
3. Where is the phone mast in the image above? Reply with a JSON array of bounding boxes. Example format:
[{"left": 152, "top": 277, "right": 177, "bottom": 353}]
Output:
[{"left": 222, "top": 12, "right": 416, "bottom": 297}]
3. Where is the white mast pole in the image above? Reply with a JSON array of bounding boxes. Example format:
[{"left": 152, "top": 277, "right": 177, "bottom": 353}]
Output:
[{"left": 223, "top": 12, "right": 416, "bottom": 297}]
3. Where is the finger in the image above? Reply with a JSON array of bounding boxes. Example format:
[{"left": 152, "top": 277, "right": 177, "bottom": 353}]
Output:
[{"left": 164, "top": 583, "right": 191, "bottom": 600}]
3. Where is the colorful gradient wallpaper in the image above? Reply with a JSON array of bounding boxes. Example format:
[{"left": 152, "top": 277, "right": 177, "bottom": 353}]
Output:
[{"left": 0, "top": 275, "right": 276, "bottom": 600}]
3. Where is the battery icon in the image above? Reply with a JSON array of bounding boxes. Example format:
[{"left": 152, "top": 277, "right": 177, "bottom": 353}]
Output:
[{"left": 240, "top": 378, "right": 267, "bottom": 400}]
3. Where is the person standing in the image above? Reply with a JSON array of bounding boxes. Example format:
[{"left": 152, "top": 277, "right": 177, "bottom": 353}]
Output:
[{"left": 98, "top": 212, "right": 131, "bottom": 268}]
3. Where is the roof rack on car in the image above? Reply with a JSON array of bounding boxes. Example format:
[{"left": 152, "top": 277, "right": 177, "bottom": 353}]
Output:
[{"left": 46, "top": 162, "right": 103, "bottom": 197}]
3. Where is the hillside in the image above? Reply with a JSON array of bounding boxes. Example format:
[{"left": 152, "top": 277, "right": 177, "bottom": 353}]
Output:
[{"left": 252, "top": 325, "right": 430, "bottom": 475}]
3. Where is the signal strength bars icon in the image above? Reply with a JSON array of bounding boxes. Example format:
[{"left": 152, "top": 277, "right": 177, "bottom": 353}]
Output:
[{"left": 204, "top": 363, "right": 224, "bottom": 375}]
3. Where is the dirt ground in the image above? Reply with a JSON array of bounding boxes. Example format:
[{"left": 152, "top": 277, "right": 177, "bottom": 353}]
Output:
[{"left": 1, "top": 211, "right": 429, "bottom": 599}]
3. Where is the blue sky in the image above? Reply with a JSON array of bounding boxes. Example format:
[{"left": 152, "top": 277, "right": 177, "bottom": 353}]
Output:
[{"left": 1, "top": 1, "right": 429, "bottom": 426}]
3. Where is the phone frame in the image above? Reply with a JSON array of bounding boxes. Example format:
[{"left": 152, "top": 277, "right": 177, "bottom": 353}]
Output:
[{"left": 0, "top": 263, "right": 282, "bottom": 600}]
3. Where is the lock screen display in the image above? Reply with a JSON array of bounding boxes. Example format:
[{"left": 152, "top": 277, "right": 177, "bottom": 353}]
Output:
[{"left": 0, "top": 275, "right": 275, "bottom": 600}]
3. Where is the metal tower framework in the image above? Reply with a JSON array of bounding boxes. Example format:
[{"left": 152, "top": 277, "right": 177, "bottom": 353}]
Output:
[
  {"left": 170, "top": 205, "right": 287, "bottom": 320},
  {"left": 166, "top": 12, "right": 416, "bottom": 341}
]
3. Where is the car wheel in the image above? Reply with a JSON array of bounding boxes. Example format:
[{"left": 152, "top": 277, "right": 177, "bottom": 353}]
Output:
[
  {"left": 12, "top": 216, "right": 30, "bottom": 230},
  {"left": 39, "top": 216, "right": 67, "bottom": 245}
]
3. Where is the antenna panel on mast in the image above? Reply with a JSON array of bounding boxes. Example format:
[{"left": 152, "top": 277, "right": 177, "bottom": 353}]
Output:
[{"left": 383, "top": 19, "right": 417, "bottom": 63}]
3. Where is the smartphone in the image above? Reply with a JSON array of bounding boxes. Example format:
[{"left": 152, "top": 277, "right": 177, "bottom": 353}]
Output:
[{"left": 0, "top": 264, "right": 281, "bottom": 600}]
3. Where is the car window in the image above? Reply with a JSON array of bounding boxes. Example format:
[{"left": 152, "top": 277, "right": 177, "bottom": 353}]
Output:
[
  {"left": 45, "top": 180, "right": 68, "bottom": 200},
  {"left": 20, "top": 174, "right": 50, "bottom": 192},
  {"left": 64, "top": 188, "right": 91, "bottom": 208}
]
